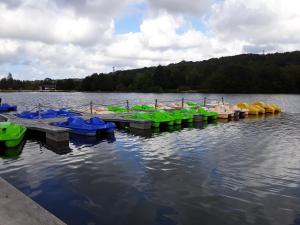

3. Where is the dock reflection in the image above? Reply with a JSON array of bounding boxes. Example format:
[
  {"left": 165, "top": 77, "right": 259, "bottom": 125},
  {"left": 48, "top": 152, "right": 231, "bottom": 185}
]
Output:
[
  {"left": 129, "top": 120, "right": 214, "bottom": 138},
  {"left": 244, "top": 113, "right": 281, "bottom": 122},
  {"left": 70, "top": 133, "right": 116, "bottom": 147}
]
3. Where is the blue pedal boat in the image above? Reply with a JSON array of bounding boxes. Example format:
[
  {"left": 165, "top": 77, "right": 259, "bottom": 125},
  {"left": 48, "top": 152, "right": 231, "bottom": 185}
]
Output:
[
  {"left": 51, "top": 116, "right": 116, "bottom": 136},
  {"left": 16, "top": 109, "right": 80, "bottom": 119},
  {"left": 0, "top": 103, "right": 17, "bottom": 112}
]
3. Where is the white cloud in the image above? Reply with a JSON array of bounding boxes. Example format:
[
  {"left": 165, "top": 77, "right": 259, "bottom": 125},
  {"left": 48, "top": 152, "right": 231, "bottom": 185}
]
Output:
[
  {"left": 210, "top": 0, "right": 300, "bottom": 52},
  {"left": 52, "top": 0, "right": 140, "bottom": 19},
  {"left": 148, "top": 0, "right": 214, "bottom": 15},
  {"left": 0, "top": 39, "right": 21, "bottom": 64},
  {"left": 103, "top": 13, "right": 241, "bottom": 68},
  {"left": 0, "top": 2, "right": 115, "bottom": 45},
  {"left": 0, "top": 0, "right": 299, "bottom": 80}
]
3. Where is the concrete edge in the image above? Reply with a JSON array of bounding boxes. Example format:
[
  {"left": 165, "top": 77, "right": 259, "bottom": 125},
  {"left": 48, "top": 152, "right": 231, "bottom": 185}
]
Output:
[{"left": 0, "top": 177, "right": 67, "bottom": 225}]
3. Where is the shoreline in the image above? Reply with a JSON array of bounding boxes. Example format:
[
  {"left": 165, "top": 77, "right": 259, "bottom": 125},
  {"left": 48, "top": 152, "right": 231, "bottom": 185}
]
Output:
[{"left": 0, "top": 90, "right": 299, "bottom": 94}]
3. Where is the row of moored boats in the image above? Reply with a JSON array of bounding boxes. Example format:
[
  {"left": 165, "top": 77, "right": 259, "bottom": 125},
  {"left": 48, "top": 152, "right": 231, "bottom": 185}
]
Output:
[
  {"left": 0, "top": 100, "right": 281, "bottom": 149},
  {"left": 78, "top": 100, "right": 282, "bottom": 126}
]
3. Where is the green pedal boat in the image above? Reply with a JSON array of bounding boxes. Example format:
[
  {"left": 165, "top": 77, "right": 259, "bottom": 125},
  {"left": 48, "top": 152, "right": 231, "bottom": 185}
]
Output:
[
  {"left": 129, "top": 111, "right": 174, "bottom": 127},
  {"left": 196, "top": 108, "right": 218, "bottom": 120},
  {"left": 131, "top": 104, "right": 155, "bottom": 111},
  {"left": 171, "top": 110, "right": 193, "bottom": 124},
  {"left": 107, "top": 105, "right": 128, "bottom": 113},
  {"left": 0, "top": 122, "right": 27, "bottom": 148}
]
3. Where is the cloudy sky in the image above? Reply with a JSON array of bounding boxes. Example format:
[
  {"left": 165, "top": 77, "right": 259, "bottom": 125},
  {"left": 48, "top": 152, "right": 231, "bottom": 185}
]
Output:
[{"left": 0, "top": 0, "right": 299, "bottom": 80}]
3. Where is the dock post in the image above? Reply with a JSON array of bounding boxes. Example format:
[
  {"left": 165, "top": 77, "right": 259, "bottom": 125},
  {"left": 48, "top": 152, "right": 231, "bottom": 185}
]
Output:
[
  {"left": 90, "top": 101, "right": 93, "bottom": 114},
  {"left": 155, "top": 99, "right": 158, "bottom": 109},
  {"left": 204, "top": 97, "right": 206, "bottom": 107},
  {"left": 38, "top": 103, "right": 41, "bottom": 120},
  {"left": 234, "top": 110, "right": 240, "bottom": 120},
  {"left": 193, "top": 114, "right": 203, "bottom": 122},
  {"left": 126, "top": 100, "right": 129, "bottom": 112},
  {"left": 222, "top": 97, "right": 224, "bottom": 105},
  {"left": 181, "top": 98, "right": 184, "bottom": 109},
  {"left": 46, "top": 131, "right": 70, "bottom": 150},
  {"left": 129, "top": 120, "right": 152, "bottom": 130}
]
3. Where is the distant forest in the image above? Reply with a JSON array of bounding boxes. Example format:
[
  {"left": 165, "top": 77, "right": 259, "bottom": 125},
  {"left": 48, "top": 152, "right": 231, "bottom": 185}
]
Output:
[{"left": 1, "top": 51, "right": 300, "bottom": 93}]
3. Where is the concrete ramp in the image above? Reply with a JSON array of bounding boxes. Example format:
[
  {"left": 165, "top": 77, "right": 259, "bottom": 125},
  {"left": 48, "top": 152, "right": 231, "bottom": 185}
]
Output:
[{"left": 0, "top": 178, "right": 66, "bottom": 225}]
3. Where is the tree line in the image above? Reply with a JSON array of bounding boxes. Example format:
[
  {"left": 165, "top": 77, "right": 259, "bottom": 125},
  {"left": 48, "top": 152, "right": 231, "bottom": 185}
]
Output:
[{"left": 1, "top": 51, "right": 300, "bottom": 93}]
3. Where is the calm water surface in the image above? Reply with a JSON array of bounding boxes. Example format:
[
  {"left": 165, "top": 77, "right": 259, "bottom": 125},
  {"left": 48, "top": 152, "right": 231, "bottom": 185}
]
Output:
[{"left": 0, "top": 92, "right": 300, "bottom": 225}]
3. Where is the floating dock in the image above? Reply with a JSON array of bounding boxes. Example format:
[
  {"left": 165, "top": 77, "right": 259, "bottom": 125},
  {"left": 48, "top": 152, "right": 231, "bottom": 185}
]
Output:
[
  {"left": 0, "top": 113, "right": 152, "bottom": 149},
  {"left": 0, "top": 113, "right": 206, "bottom": 150},
  {"left": 0, "top": 177, "right": 66, "bottom": 225}
]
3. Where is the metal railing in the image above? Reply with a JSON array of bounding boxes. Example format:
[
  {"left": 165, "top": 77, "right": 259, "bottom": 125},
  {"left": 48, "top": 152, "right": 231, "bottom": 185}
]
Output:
[{"left": 20, "top": 97, "right": 225, "bottom": 115}]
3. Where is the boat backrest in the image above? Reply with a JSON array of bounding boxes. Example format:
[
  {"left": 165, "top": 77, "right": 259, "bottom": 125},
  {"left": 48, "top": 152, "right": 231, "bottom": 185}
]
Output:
[
  {"left": 88, "top": 117, "right": 105, "bottom": 125},
  {"left": 66, "top": 116, "right": 85, "bottom": 125}
]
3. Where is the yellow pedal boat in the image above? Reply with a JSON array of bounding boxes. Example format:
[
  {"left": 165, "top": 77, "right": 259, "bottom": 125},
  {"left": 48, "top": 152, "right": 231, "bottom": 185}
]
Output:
[
  {"left": 253, "top": 102, "right": 275, "bottom": 113},
  {"left": 237, "top": 103, "right": 259, "bottom": 115},
  {"left": 270, "top": 103, "right": 282, "bottom": 113},
  {"left": 250, "top": 104, "right": 265, "bottom": 114}
]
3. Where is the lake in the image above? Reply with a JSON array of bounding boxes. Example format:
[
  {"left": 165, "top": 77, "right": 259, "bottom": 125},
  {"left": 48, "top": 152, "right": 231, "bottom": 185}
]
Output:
[{"left": 0, "top": 92, "right": 300, "bottom": 225}]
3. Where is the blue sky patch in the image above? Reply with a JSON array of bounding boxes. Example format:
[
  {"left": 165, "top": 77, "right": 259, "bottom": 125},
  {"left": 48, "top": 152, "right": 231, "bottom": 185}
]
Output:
[{"left": 114, "top": 2, "right": 146, "bottom": 34}]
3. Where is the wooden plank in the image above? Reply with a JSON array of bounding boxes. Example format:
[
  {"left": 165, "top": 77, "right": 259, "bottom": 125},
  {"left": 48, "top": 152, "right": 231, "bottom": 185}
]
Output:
[{"left": 0, "top": 114, "right": 69, "bottom": 133}]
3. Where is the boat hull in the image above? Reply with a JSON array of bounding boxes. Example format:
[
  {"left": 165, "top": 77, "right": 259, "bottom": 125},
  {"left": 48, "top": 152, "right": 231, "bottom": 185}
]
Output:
[
  {"left": 0, "top": 104, "right": 17, "bottom": 112},
  {"left": 218, "top": 114, "right": 229, "bottom": 119},
  {"left": 265, "top": 108, "right": 275, "bottom": 113},
  {"left": 0, "top": 125, "right": 27, "bottom": 148},
  {"left": 152, "top": 122, "right": 160, "bottom": 128},
  {"left": 5, "top": 131, "right": 26, "bottom": 148}
]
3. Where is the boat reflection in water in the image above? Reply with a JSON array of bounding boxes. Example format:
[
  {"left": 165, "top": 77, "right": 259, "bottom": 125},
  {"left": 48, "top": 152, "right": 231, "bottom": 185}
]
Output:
[
  {"left": 244, "top": 112, "right": 281, "bottom": 122},
  {"left": 193, "top": 121, "right": 209, "bottom": 129},
  {"left": 24, "top": 128, "right": 116, "bottom": 155},
  {"left": 69, "top": 132, "right": 116, "bottom": 148},
  {"left": 129, "top": 120, "right": 213, "bottom": 138},
  {"left": 0, "top": 139, "right": 26, "bottom": 159}
]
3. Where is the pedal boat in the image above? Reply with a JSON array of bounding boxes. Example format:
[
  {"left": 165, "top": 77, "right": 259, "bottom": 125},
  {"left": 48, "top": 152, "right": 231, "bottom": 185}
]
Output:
[
  {"left": 237, "top": 103, "right": 259, "bottom": 115},
  {"left": 51, "top": 117, "right": 116, "bottom": 136},
  {"left": 253, "top": 102, "right": 275, "bottom": 113},
  {"left": 0, "top": 122, "right": 27, "bottom": 148}
]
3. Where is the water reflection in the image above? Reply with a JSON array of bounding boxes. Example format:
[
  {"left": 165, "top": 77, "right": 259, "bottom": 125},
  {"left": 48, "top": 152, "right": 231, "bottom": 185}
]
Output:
[
  {"left": 129, "top": 121, "right": 212, "bottom": 138},
  {"left": 1, "top": 114, "right": 300, "bottom": 225},
  {"left": 0, "top": 139, "right": 26, "bottom": 159},
  {"left": 244, "top": 113, "right": 282, "bottom": 122},
  {"left": 70, "top": 133, "right": 116, "bottom": 147}
]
